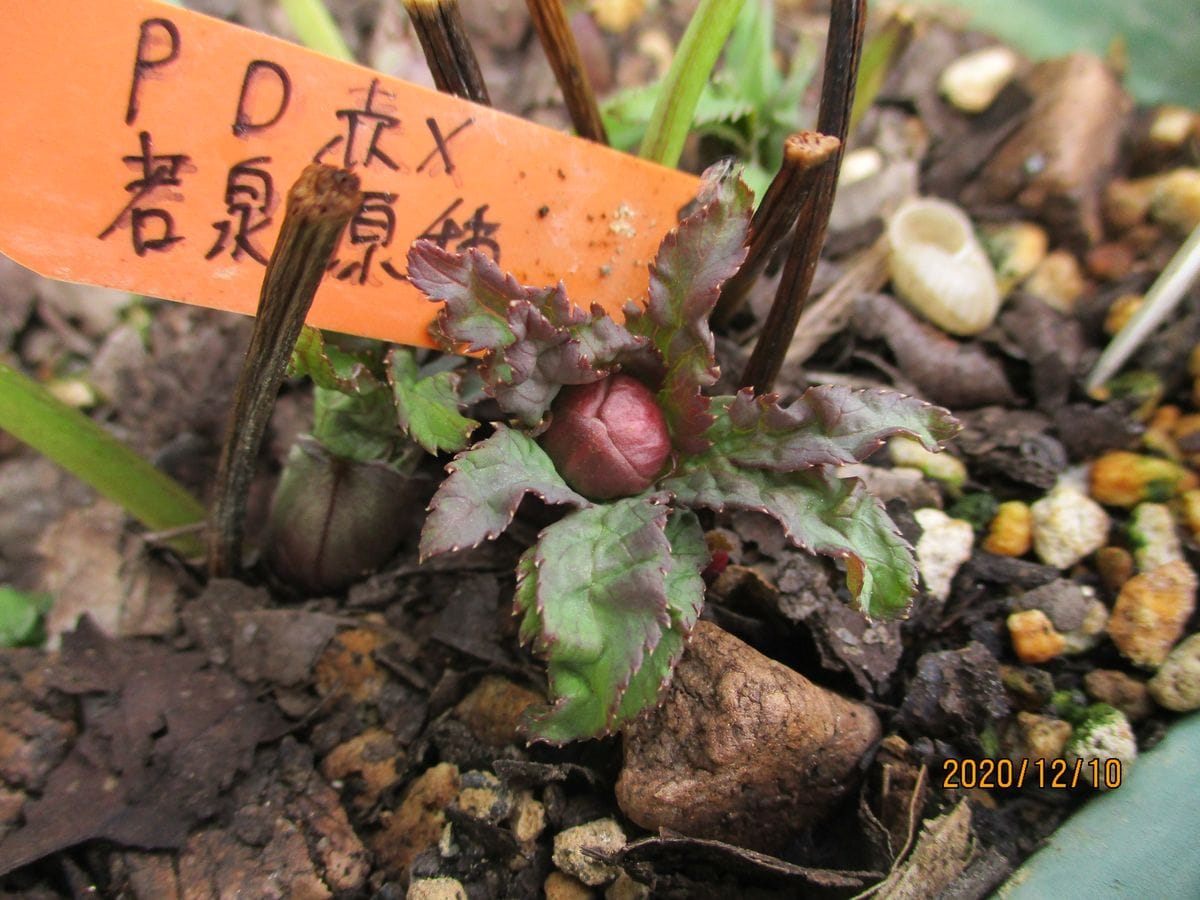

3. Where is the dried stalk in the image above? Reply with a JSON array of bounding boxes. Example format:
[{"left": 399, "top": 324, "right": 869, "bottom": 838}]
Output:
[
  {"left": 402, "top": 0, "right": 491, "bottom": 105},
  {"left": 739, "top": 0, "right": 866, "bottom": 393},
  {"left": 783, "top": 235, "right": 890, "bottom": 371},
  {"left": 712, "top": 131, "right": 840, "bottom": 328},
  {"left": 523, "top": 0, "right": 608, "bottom": 143},
  {"left": 208, "top": 163, "right": 362, "bottom": 577}
]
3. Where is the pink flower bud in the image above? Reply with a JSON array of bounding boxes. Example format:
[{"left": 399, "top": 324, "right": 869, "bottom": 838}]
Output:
[{"left": 540, "top": 374, "right": 672, "bottom": 500}]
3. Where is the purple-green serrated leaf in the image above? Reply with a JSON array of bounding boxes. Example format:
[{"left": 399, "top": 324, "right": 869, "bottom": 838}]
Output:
[
  {"left": 623, "top": 166, "right": 752, "bottom": 453},
  {"left": 663, "top": 460, "right": 916, "bottom": 619},
  {"left": 408, "top": 242, "right": 535, "bottom": 354},
  {"left": 289, "top": 325, "right": 379, "bottom": 394},
  {"left": 419, "top": 425, "right": 588, "bottom": 560},
  {"left": 707, "top": 386, "right": 960, "bottom": 471},
  {"left": 522, "top": 496, "right": 673, "bottom": 743},
  {"left": 499, "top": 299, "right": 645, "bottom": 427},
  {"left": 408, "top": 243, "right": 645, "bottom": 428},
  {"left": 387, "top": 349, "right": 478, "bottom": 455},
  {"left": 610, "top": 628, "right": 684, "bottom": 727},
  {"left": 609, "top": 509, "right": 709, "bottom": 727}
]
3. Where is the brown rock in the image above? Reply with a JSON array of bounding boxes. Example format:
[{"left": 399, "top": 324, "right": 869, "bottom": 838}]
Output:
[
  {"left": 615, "top": 621, "right": 880, "bottom": 854},
  {"left": 1107, "top": 560, "right": 1197, "bottom": 668},
  {"left": 1084, "top": 669, "right": 1154, "bottom": 720},
  {"left": 1007, "top": 609, "right": 1066, "bottom": 664},
  {"left": 408, "top": 878, "right": 469, "bottom": 900},
  {"left": 967, "top": 53, "right": 1131, "bottom": 245},
  {"left": 453, "top": 675, "right": 542, "bottom": 745},
  {"left": 372, "top": 762, "right": 461, "bottom": 878},
  {"left": 314, "top": 628, "right": 387, "bottom": 703},
  {"left": 1004, "top": 711, "right": 1072, "bottom": 760},
  {"left": 544, "top": 872, "right": 595, "bottom": 900},
  {"left": 320, "top": 727, "right": 403, "bottom": 810}
]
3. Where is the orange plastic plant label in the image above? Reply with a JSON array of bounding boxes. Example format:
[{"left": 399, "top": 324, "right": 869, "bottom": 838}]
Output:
[{"left": 0, "top": 0, "right": 700, "bottom": 347}]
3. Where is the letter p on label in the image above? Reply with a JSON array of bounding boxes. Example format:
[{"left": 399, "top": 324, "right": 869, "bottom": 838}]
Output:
[{"left": 0, "top": 0, "right": 699, "bottom": 349}]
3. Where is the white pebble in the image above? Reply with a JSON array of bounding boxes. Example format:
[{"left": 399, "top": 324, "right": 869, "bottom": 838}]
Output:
[
  {"left": 1131, "top": 502, "right": 1184, "bottom": 571},
  {"left": 1149, "top": 633, "right": 1200, "bottom": 711},
  {"left": 1031, "top": 484, "right": 1110, "bottom": 569},
  {"left": 914, "top": 508, "right": 975, "bottom": 602},
  {"left": 939, "top": 46, "right": 1020, "bottom": 113},
  {"left": 552, "top": 818, "right": 626, "bottom": 886}
]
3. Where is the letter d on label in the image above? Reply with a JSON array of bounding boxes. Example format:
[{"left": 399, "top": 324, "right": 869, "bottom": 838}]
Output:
[{"left": 233, "top": 60, "right": 292, "bottom": 136}]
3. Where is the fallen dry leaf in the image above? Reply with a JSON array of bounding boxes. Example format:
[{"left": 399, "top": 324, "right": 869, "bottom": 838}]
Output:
[{"left": 0, "top": 618, "right": 286, "bottom": 877}]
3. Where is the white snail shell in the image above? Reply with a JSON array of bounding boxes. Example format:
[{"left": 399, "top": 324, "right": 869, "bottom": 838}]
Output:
[{"left": 886, "top": 197, "right": 1001, "bottom": 336}]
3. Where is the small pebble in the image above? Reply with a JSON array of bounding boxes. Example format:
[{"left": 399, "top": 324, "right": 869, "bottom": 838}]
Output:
[
  {"left": 1089, "top": 451, "right": 1197, "bottom": 507},
  {"left": 552, "top": 819, "right": 626, "bottom": 886},
  {"left": 1095, "top": 545, "right": 1135, "bottom": 592},
  {"left": 1030, "top": 483, "right": 1110, "bottom": 569},
  {"left": 1007, "top": 609, "right": 1065, "bottom": 664},
  {"left": 914, "top": 508, "right": 974, "bottom": 601},
  {"left": 1149, "top": 167, "right": 1200, "bottom": 234},
  {"left": 1178, "top": 489, "right": 1200, "bottom": 541},
  {"left": 1064, "top": 704, "right": 1138, "bottom": 777},
  {"left": 1130, "top": 502, "right": 1184, "bottom": 571},
  {"left": 1103, "top": 293, "right": 1145, "bottom": 336},
  {"left": 981, "top": 221, "right": 1047, "bottom": 296},
  {"left": 408, "top": 877, "right": 468, "bottom": 900},
  {"left": 889, "top": 436, "right": 967, "bottom": 489},
  {"left": 983, "top": 500, "right": 1033, "bottom": 557},
  {"left": 1148, "top": 106, "right": 1198, "bottom": 148},
  {"left": 454, "top": 676, "right": 542, "bottom": 746},
  {"left": 453, "top": 770, "right": 511, "bottom": 824},
  {"left": 605, "top": 873, "right": 652, "bottom": 900},
  {"left": 1085, "top": 241, "right": 1135, "bottom": 281},
  {"left": 1148, "top": 633, "right": 1200, "bottom": 711},
  {"left": 1084, "top": 669, "right": 1154, "bottom": 721},
  {"left": 1107, "top": 560, "right": 1198, "bottom": 668},
  {"left": 510, "top": 790, "right": 546, "bottom": 844},
  {"left": 939, "top": 45, "right": 1020, "bottom": 113},
  {"left": 1000, "top": 665, "right": 1056, "bottom": 710},
  {"left": 545, "top": 871, "right": 596, "bottom": 900},
  {"left": 1013, "top": 579, "right": 1107, "bottom": 654},
  {"left": 1023, "top": 249, "right": 1085, "bottom": 313},
  {"left": 1006, "top": 711, "right": 1072, "bottom": 761}
]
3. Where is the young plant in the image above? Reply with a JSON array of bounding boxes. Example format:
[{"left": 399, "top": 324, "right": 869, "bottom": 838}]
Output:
[
  {"left": 604, "top": 0, "right": 816, "bottom": 198},
  {"left": 267, "top": 327, "right": 478, "bottom": 593},
  {"left": 409, "top": 165, "right": 959, "bottom": 743}
]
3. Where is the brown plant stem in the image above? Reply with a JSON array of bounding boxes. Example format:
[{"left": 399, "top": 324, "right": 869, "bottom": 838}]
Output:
[
  {"left": 739, "top": 0, "right": 866, "bottom": 394},
  {"left": 401, "top": 0, "right": 491, "bottom": 105},
  {"left": 712, "top": 131, "right": 840, "bottom": 328},
  {"left": 207, "top": 163, "right": 362, "bottom": 577},
  {"left": 523, "top": 0, "right": 609, "bottom": 143}
]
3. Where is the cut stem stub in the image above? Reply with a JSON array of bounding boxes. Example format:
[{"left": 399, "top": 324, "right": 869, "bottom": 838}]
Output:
[
  {"left": 207, "top": 163, "right": 362, "bottom": 577},
  {"left": 740, "top": 0, "right": 866, "bottom": 394},
  {"left": 712, "top": 131, "right": 840, "bottom": 328}
]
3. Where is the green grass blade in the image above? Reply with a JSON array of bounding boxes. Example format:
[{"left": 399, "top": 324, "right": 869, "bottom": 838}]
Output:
[
  {"left": 0, "top": 362, "right": 205, "bottom": 556},
  {"left": 638, "top": 0, "right": 748, "bottom": 167},
  {"left": 279, "top": 0, "right": 354, "bottom": 62}
]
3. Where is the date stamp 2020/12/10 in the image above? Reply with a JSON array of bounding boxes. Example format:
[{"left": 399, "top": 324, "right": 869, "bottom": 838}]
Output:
[{"left": 942, "top": 757, "right": 1124, "bottom": 790}]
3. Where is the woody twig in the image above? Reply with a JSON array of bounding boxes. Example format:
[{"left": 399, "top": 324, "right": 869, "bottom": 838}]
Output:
[
  {"left": 402, "top": 0, "right": 491, "bottom": 105},
  {"left": 739, "top": 0, "right": 866, "bottom": 394},
  {"left": 523, "top": 0, "right": 608, "bottom": 143},
  {"left": 207, "top": 163, "right": 362, "bottom": 577},
  {"left": 712, "top": 131, "right": 840, "bottom": 329}
]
